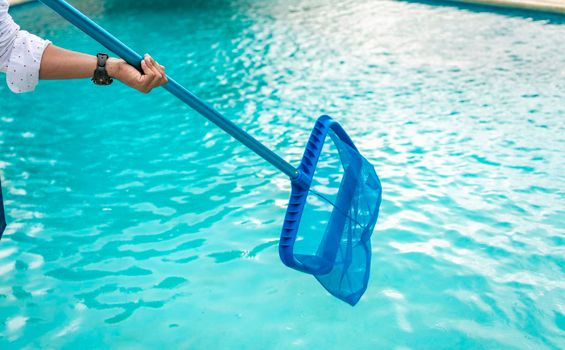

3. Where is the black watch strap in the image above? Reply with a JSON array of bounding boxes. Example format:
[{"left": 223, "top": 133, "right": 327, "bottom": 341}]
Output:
[{"left": 92, "top": 53, "right": 113, "bottom": 85}]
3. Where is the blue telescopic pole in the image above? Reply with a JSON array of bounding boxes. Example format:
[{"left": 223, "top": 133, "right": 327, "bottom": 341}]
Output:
[{"left": 38, "top": 0, "right": 299, "bottom": 180}]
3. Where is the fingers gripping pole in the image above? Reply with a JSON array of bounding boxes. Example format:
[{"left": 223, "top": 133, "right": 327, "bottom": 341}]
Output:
[{"left": 38, "top": 0, "right": 298, "bottom": 180}]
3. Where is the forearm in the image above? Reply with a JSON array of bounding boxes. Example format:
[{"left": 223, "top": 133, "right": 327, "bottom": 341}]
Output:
[{"left": 39, "top": 44, "right": 98, "bottom": 79}]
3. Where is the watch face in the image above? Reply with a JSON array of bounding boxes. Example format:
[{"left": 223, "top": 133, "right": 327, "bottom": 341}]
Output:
[{"left": 93, "top": 67, "right": 112, "bottom": 85}]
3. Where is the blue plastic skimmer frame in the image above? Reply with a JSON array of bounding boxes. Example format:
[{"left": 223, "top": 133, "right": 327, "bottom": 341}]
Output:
[{"left": 33, "top": 0, "right": 382, "bottom": 305}]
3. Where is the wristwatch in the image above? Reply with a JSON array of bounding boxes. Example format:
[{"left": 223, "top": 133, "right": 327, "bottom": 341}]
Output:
[{"left": 92, "top": 53, "right": 113, "bottom": 85}]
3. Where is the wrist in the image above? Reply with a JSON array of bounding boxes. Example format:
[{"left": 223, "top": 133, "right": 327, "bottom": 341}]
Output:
[{"left": 106, "top": 58, "right": 124, "bottom": 79}]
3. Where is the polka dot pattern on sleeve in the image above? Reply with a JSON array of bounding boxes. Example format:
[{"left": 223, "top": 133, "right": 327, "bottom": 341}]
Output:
[{"left": 6, "top": 30, "right": 50, "bottom": 93}]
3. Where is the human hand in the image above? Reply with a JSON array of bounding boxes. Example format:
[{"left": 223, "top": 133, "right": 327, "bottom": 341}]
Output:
[{"left": 107, "top": 54, "right": 167, "bottom": 93}]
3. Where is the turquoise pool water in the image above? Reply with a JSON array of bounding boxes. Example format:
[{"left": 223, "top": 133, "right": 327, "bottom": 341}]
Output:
[{"left": 1, "top": 0, "right": 564, "bottom": 348}]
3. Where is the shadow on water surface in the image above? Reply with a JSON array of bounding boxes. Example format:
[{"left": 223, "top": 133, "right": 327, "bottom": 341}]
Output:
[
  {"left": 398, "top": 0, "right": 565, "bottom": 24},
  {"left": 15, "top": 0, "right": 565, "bottom": 24}
]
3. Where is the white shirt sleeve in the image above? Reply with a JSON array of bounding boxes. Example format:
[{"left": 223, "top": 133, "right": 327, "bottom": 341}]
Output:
[{"left": 0, "top": 0, "right": 50, "bottom": 93}]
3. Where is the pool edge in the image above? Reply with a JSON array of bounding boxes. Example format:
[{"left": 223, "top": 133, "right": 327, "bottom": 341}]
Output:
[
  {"left": 443, "top": 0, "right": 565, "bottom": 15},
  {"left": 10, "top": 0, "right": 36, "bottom": 6}
]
